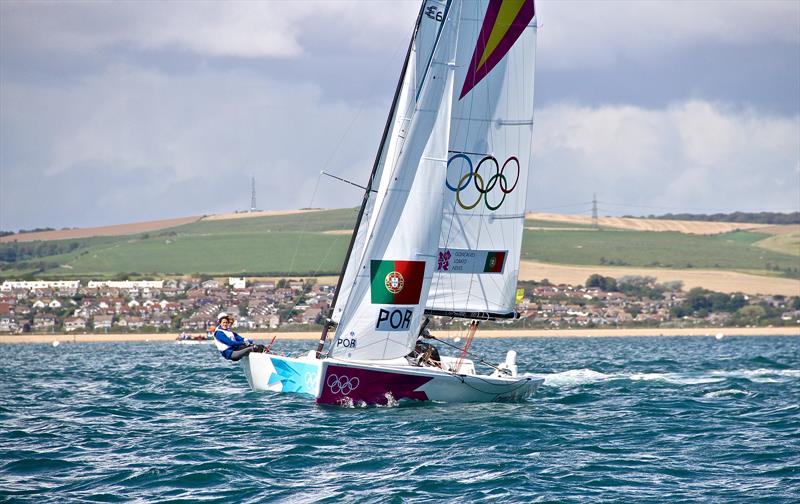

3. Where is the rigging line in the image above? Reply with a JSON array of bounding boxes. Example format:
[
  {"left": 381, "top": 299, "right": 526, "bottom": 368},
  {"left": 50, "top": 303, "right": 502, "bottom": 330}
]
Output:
[
  {"left": 318, "top": 30, "right": 411, "bottom": 182},
  {"left": 286, "top": 172, "right": 322, "bottom": 277},
  {"left": 320, "top": 171, "right": 376, "bottom": 193},
  {"left": 426, "top": 334, "right": 505, "bottom": 373}
]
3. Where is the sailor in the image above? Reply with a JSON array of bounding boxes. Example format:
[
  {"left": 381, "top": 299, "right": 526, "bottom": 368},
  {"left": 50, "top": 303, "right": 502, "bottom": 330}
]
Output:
[
  {"left": 407, "top": 339, "right": 442, "bottom": 368},
  {"left": 213, "top": 312, "right": 264, "bottom": 361}
]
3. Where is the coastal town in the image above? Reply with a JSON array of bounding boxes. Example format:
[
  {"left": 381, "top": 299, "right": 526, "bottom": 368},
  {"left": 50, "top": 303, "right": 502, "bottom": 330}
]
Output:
[{"left": 1, "top": 276, "right": 798, "bottom": 336}]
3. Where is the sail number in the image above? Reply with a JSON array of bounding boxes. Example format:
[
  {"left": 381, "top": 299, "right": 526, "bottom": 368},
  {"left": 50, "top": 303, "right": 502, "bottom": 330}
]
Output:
[
  {"left": 425, "top": 5, "right": 444, "bottom": 22},
  {"left": 376, "top": 308, "right": 414, "bottom": 331}
]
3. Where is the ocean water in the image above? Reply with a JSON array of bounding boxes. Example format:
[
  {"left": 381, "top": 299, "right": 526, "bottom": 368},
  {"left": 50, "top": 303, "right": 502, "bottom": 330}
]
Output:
[{"left": 1, "top": 335, "right": 798, "bottom": 503}]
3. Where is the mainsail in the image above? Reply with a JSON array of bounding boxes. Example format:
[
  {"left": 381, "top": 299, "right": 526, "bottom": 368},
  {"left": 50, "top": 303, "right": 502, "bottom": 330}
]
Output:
[
  {"left": 426, "top": 0, "right": 537, "bottom": 319},
  {"left": 329, "top": 0, "right": 460, "bottom": 360}
]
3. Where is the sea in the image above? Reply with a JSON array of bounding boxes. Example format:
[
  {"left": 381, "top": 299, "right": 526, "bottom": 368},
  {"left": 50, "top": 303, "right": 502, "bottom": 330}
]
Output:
[{"left": 1, "top": 335, "right": 798, "bottom": 503}]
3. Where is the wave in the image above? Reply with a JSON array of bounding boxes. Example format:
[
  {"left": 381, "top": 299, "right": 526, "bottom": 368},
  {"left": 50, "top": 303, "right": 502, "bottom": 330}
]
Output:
[{"left": 542, "top": 368, "right": 800, "bottom": 387}]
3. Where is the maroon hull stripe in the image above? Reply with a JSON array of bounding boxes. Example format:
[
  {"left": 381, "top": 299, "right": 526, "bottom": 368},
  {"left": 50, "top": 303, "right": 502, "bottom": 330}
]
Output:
[{"left": 317, "top": 364, "right": 433, "bottom": 405}]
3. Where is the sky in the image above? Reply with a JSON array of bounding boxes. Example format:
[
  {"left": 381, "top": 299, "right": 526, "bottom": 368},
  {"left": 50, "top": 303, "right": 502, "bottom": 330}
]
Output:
[{"left": 1, "top": 0, "right": 798, "bottom": 231}]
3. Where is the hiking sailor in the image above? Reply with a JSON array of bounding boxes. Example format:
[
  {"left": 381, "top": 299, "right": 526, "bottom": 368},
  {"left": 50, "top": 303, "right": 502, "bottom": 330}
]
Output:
[{"left": 213, "top": 312, "right": 263, "bottom": 361}]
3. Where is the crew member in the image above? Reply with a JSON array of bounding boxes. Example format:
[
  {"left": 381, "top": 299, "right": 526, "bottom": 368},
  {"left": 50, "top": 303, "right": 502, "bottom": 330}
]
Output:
[
  {"left": 407, "top": 339, "right": 442, "bottom": 368},
  {"left": 213, "top": 312, "right": 263, "bottom": 361}
]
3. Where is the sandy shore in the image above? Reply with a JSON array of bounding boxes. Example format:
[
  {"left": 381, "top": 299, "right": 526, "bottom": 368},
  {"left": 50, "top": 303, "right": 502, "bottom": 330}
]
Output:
[{"left": 2, "top": 327, "right": 797, "bottom": 344}]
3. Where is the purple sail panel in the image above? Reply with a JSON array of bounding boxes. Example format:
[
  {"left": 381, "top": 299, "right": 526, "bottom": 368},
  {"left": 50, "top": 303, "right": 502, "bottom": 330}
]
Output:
[{"left": 459, "top": 0, "right": 535, "bottom": 99}]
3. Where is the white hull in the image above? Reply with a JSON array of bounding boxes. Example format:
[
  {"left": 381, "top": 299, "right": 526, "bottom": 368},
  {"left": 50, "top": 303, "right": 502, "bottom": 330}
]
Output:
[{"left": 242, "top": 351, "right": 542, "bottom": 406}]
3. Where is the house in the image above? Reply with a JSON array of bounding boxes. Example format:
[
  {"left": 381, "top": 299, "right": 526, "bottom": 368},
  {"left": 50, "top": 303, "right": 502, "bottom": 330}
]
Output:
[
  {"left": 33, "top": 314, "right": 57, "bottom": 330},
  {"left": 93, "top": 315, "right": 113, "bottom": 330},
  {"left": 229, "top": 277, "right": 247, "bottom": 289},
  {"left": 64, "top": 317, "right": 86, "bottom": 332},
  {"left": 117, "top": 316, "right": 145, "bottom": 330},
  {"left": 301, "top": 308, "right": 322, "bottom": 325},
  {"left": 0, "top": 315, "right": 18, "bottom": 333},
  {"left": 148, "top": 314, "right": 172, "bottom": 328}
]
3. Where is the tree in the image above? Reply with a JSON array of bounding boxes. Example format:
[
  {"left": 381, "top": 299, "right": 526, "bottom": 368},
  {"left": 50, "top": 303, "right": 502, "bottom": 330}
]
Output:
[
  {"left": 586, "top": 274, "right": 617, "bottom": 292},
  {"left": 736, "top": 305, "right": 766, "bottom": 324}
]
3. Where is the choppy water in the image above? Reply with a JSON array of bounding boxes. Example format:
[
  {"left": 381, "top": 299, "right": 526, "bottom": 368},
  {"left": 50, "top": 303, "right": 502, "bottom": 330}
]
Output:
[{"left": 1, "top": 335, "right": 799, "bottom": 503}]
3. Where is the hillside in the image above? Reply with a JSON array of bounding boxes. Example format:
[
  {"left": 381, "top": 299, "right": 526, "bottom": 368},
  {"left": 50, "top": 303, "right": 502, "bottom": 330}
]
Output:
[
  {"left": 525, "top": 212, "right": 773, "bottom": 235},
  {"left": 1, "top": 209, "right": 798, "bottom": 295}
]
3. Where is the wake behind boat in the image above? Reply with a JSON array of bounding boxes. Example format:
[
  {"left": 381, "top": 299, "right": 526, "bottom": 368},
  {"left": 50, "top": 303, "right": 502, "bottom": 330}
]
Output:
[{"left": 240, "top": 0, "right": 543, "bottom": 406}]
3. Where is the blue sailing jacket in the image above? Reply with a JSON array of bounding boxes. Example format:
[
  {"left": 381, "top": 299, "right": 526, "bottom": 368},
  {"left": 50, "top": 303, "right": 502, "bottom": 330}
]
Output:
[{"left": 213, "top": 327, "right": 252, "bottom": 360}]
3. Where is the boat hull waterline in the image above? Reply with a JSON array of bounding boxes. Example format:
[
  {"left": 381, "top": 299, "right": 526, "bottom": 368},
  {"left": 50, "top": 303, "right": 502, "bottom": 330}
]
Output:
[{"left": 242, "top": 353, "right": 543, "bottom": 406}]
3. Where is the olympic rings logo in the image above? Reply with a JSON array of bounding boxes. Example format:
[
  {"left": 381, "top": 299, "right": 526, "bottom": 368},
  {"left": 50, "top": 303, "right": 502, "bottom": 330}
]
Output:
[
  {"left": 326, "top": 374, "right": 360, "bottom": 396},
  {"left": 304, "top": 372, "right": 317, "bottom": 389},
  {"left": 445, "top": 153, "right": 520, "bottom": 211}
]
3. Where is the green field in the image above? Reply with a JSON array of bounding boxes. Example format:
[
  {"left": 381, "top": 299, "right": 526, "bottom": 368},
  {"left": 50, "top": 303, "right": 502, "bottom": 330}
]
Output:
[
  {"left": 521, "top": 228, "right": 798, "bottom": 274},
  {"left": 2, "top": 209, "right": 798, "bottom": 279},
  {"left": 523, "top": 218, "right": 595, "bottom": 229}
]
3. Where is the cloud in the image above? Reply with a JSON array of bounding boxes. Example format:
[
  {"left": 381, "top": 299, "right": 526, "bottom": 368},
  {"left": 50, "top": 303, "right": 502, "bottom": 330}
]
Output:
[
  {"left": 536, "top": 0, "right": 800, "bottom": 69},
  {"left": 0, "top": 0, "right": 419, "bottom": 60},
  {"left": 531, "top": 101, "right": 800, "bottom": 214},
  {"left": 0, "top": 65, "right": 385, "bottom": 230}
]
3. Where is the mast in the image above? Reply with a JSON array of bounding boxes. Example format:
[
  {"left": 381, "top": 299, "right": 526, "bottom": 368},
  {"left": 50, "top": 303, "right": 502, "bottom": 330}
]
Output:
[{"left": 315, "top": 3, "right": 428, "bottom": 358}]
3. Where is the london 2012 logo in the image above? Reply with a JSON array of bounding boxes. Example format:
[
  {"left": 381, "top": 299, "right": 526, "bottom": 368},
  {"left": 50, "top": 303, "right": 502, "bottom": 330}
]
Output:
[
  {"left": 446, "top": 153, "right": 520, "bottom": 211},
  {"left": 326, "top": 374, "right": 360, "bottom": 396},
  {"left": 384, "top": 271, "right": 405, "bottom": 294}
]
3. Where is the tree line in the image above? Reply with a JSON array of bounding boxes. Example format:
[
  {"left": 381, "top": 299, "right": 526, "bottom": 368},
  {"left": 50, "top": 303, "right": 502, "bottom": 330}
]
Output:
[{"left": 629, "top": 212, "right": 800, "bottom": 225}]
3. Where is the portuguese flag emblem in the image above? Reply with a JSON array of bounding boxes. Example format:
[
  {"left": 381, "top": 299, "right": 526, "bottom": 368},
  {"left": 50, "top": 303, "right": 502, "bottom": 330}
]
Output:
[
  {"left": 370, "top": 260, "right": 425, "bottom": 304},
  {"left": 483, "top": 251, "right": 506, "bottom": 273}
]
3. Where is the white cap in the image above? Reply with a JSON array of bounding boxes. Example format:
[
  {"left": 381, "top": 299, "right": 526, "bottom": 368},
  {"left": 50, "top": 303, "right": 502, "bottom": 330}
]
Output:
[{"left": 217, "top": 312, "right": 231, "bottom": 322}]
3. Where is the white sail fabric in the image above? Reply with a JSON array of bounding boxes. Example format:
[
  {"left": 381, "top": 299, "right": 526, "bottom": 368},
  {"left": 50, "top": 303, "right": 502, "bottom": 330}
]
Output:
[
  {"left": 426, "top": 0, "right": 537, "bottom": 317},
  {"left": 331, "top": 0, "right": 445, "bottom": 324},
  {"left": 330, "top": 1, "right": 459, "bottom": 360}
]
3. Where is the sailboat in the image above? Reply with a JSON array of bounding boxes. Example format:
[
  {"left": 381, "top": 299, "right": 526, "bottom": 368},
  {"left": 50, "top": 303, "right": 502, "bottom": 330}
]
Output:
[{"left": 242, "top": 0, "right": 542, "bottom": 406}]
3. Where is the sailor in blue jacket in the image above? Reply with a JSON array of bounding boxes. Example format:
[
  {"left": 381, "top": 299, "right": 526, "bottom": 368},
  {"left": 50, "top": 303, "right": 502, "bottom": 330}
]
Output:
[{"left": 213, "top": 312, "right": 262, "bottom": 361}]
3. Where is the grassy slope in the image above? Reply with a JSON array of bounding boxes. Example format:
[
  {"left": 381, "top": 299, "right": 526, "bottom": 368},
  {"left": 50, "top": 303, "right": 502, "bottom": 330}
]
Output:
[
  {"left": 753, "top": 232, "right": 800, "bottom": 257},
  {"left": 521, "top": 229, "right": 798, "bottom": 272},
  {"left": 2, "top": 209, "right": 798, "bottom": 279}
]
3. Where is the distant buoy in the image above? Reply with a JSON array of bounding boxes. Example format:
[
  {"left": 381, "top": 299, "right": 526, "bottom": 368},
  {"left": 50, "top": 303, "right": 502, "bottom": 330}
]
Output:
[
  {"left": 715, "top": 332, "right": 724, "bottom": 340},
  {"left": 453, "top": 337, "right": 461, "bottom": 343},
  {"left": 52, "top": 340, "right": 60, "bottom": 347}
]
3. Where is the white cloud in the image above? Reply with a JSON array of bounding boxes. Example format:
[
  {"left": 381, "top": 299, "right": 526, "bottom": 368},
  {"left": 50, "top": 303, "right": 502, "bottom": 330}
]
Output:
[
  {"left": 0, "top": 0, "right": 419, "bottom": 59},
  {"left": 536, "top": 0, "right": 800, "bottom": 69},
  {"left": 532, "top": 101, "right": 800, "bottom": 213},
  {"left": 0, "top": 64, "right": 385, "bottom": 229}
]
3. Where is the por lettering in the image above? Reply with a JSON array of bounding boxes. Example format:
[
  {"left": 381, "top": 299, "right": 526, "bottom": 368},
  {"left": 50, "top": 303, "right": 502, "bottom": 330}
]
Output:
[{"left": 376, "top": 308, "right": 413, "bottom": 331}]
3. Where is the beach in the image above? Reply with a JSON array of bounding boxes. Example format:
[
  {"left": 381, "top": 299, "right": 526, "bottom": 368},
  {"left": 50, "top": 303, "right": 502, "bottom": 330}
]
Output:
[{"left": 2, "top": 326, "right": 797, "bottom": 344}]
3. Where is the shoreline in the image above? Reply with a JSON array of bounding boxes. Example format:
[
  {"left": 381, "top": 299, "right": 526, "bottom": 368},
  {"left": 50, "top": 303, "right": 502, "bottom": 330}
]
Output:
[{"left": 1, "top": 326, "right": 797, "bottom": 344}]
